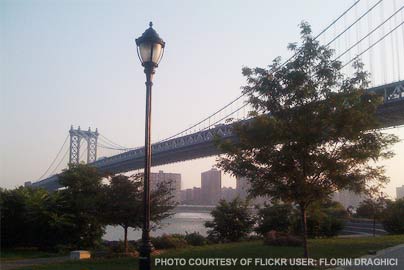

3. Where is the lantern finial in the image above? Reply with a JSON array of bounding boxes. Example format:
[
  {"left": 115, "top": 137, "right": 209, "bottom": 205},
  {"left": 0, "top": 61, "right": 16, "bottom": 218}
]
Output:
[{"left": 149, "top": 22, "right": 153, "bottom": 28}]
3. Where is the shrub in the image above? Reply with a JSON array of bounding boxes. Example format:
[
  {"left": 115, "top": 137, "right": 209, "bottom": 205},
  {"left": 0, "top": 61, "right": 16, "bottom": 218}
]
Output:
[
  {"left": 382, "top": 199, "right": 404, "bottom": 234},
  {"left": 107, "top": 240, "right": 137, "bottom": 254},
  {"left": 255, "top": 203, "right": 294, "bottom": 235},
  {"left": 151, "top": 234, "right": 188, "bottom": 249},
  {"left": 185, "top": 232, "right": 207, "bottom": 246},
  {"left": 264, "top": 230, "right": 303, "bottom": 246},
  {"left": 205, "top": 198, "right": 254, "bottom": 242},
  {"left": 292, "top": 200, "right": 346, "bottom": 238}
]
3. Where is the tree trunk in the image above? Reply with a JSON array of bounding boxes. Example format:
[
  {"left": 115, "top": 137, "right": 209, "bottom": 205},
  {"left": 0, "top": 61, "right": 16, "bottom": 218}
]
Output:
[
  {"left": 300, "top": 205, "right": 309, "bottom": 258},
  {"left": 124, "top": 226, "right": 128, "bottom": 254}
]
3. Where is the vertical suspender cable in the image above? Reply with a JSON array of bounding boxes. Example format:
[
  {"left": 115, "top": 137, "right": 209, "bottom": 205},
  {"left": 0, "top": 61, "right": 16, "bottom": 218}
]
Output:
[
  {"left": 390, "top": 1, "right": 397, "bottom": 81},
  {"left": 380, "top": 1, "right": 387, "bottom": 83},
  {"left": 367, "top": 0, "right": 375, "bottom": 86},
  {"left": 393, "top": 0, "right": 401, "bottom": 80}
]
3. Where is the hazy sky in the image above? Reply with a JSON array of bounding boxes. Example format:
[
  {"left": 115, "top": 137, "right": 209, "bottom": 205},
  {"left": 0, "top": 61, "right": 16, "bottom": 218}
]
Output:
[{"left": 1, "top": 0, "right": 403, "bottom": 198}]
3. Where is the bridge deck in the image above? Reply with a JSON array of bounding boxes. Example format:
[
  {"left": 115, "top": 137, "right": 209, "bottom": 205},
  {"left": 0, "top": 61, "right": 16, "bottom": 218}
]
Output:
[{"left": 32, "top": 81, "right": 404, "bottom": 190}]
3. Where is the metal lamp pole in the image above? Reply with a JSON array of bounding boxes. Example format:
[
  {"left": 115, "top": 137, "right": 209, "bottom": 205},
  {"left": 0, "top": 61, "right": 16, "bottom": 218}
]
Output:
[{"left": 135, "top": 22, "right": 165, "bottom": 270}]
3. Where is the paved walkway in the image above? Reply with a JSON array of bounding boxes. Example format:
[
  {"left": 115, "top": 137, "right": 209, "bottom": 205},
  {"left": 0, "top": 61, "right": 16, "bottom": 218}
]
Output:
[
  {"left": 334, "top": 244, "right": 404, "bottom": 270},
  {"left": 0, "top": 256, "right": 69, "bottom": 270}
]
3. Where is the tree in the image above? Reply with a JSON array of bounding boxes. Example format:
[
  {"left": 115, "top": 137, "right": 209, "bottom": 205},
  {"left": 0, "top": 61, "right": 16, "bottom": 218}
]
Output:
[
  {"left": 0, "top": 187, "right": 75, "bottom": 249},
  {"left": 255, "top": 203, "right": 295, "bottom": 235},
  {"left": 205, "top": 197, "right": 254, "bottom": 242},
  {"left": 58, "top": 163, "right": 106, "bottom": 248},
  {"left": 103, "top": 174, "right": 177, "bottom": 253},
  {"left": 356, "top": 193, "right": 389, "bottom": 236},
  {"left": 382, "top": 198, "right": 404, "bottom": 234},
  {"left": 0, "top": 187, "right": 47, "bottom": 248},
  {"left": 216, "top": 22, "right": 398, "bottom": 257},
  {"left": 292, "top": 200, "right": 347, "bottom": 238}
]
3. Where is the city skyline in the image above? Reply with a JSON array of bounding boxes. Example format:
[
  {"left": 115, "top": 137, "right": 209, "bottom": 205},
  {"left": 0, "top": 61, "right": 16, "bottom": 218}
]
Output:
[{"left": 1, "top": 0, "right": 403, "bottom": 198}]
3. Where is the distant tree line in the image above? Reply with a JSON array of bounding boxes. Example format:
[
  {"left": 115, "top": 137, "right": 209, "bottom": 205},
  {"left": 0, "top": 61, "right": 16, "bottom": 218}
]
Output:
[
  {"left": 204, "top": 196, "right": 404, "bottom": 245},
  {"left": 0, "top": 164, "right": 176, "bottom": 253}
]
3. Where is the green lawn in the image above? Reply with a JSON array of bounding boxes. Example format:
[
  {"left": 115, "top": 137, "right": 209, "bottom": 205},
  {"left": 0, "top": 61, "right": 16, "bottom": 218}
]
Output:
[
  {"left": 0, "top": 249, "right": 64, "bottom": 261},
  {"left": 11, "top": 235, "right": 404, "bottom": 270}
]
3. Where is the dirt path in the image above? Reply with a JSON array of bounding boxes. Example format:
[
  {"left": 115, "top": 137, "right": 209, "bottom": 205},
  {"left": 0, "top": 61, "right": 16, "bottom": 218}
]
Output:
[{"left": 1, "top": 256, "right": 69, "bottom": 270}]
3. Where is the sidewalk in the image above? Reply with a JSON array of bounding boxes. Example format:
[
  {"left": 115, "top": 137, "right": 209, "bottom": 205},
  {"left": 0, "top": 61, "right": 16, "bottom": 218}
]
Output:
[
  {"left": 0, "top": 256, "right": 69, "bottom": 270},
  {"left": 334, "top": 244, "right": 404, "bottom": 270}
]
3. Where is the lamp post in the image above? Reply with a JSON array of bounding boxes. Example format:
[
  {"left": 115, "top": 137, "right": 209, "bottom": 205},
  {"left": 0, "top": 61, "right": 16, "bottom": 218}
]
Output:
[{"left": 135, "top": 22, "right": 165, "bottom": 270}]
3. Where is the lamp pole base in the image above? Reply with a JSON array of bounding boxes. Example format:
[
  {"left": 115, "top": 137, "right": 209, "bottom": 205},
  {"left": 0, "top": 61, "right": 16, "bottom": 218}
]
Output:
[{"left": 139, "top": 240, "right": 154, "bottom": 270}]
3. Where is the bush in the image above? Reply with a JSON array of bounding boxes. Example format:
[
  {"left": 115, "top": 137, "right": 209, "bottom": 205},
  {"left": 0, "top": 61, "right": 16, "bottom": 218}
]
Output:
[
  {"left": 185, "top": 232, "right": 207, "bottom": 246},
  {"left": 292, "top": 200, "right": 346, "bottom": 238},
  {"left": 382, "top": 199, "right": 404, "bottom": 234},
  {"left": 107, "top": 240, "right": 137, "bottom": 254},
  {"left": 151, "top": 234, "right": 188, "bottom": 249},
  {"left": 205, "top": 198, "right": 254, "bottom": 242},
  {"left": 263, "top": 230, "right": 303, "bottom": 246},
  {"left": 255, "top": 203, "right": 294, "bottom": 235}
]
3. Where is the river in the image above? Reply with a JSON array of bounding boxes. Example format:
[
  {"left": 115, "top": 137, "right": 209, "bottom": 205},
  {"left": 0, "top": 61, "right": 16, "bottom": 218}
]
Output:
[{"left": 103, "top": 211, "right": 213, "bottom": 241}]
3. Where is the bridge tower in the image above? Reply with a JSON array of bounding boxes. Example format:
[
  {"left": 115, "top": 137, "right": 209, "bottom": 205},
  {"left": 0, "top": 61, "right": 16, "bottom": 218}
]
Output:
[{"left": 69, "top": 126, "right": 99, "bottom": 164}]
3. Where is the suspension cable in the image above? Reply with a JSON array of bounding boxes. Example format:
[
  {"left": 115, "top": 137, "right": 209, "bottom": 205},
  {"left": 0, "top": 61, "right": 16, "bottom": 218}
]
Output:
[
  {"left": 37, "top": 134, "right": 69, "bottom": 180},
  {"left": 341, "top": 20, "right": 404, "bottom": 69},
  {"left": 325, "top": 0, "right": 383, "bottom": 47},
  {"left": 48, "top": 147, "right": 70, "bottom": 177},
  {"left": 99, "top": 134, "right": 128, "bottom": 149},
  {"left": 335, "top": 5, "right": 404, "bottom": 60},
  {"left": 160, "top": 1, "right": 363, "bottom": 142}
]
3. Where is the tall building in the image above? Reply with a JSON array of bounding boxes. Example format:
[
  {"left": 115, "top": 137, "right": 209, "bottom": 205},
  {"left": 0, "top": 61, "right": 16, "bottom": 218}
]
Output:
[
  {"left": 397, "top": 185, "right": 404, "bottom": 200},
  {"left": 236, "top": 176, "right": 250, "bottom": 200},
  {"left": 221, "top": 187, "right": 237, "bottom": 201},
  {"left": 332, "top": 189, "right": 366, "bottom": 209},
  {"left": 150, "top": 170, "right": 181, "bottom": 203},
  {"left": 201, "top": 168, "right": 222, "bottom": 205},
  {"left": 185, "top": 188, "right": 193, "bottom": 202},
  {"left": 192, "top": 187, "right": 202, "bottom": 204},
  {"left": 236, "top": 176, "right": 269, "bottom": 206}
]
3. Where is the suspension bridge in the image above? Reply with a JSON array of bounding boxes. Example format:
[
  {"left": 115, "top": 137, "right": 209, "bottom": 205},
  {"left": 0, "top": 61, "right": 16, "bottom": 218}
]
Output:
[{"left": 28, "top": 0, "right": 404, "bottom": 191}]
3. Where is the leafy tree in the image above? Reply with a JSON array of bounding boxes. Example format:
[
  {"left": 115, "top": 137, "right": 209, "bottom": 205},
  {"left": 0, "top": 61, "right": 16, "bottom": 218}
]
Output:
[
  {"left": 205, "top": 197, "right": 254, "bottom": 242},
  {"left": 216, "top": 22, "right": 398, "bottom": 256},
  {"left": 0, "top": 187, "right": 75, "bottom": 249},
  {"left": 103, "top": 175, "right": 142, "bottom": 253},
  {"left": 255, "top": 203, "right": 295, "bottom": 235},
  {"left": 356, "top": 193, "right": 390, "bottom": 236},
  {"left": 58, "top": 163, "right": 106, "bottom": 248},
  {"left": 382, "top": 198, "right": 404, "bottom": 234},
  {"left": 292, "top": 200, "right": 347, "bottom": 238},
  {"left": 103, "top": 174, "right": 176, "bottom": 253},
  {"left": 0, "top": 187, "right": 42, "bottom": 248}
]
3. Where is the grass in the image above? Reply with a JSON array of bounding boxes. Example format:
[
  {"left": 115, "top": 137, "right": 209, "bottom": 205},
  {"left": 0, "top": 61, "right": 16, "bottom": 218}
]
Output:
[
  {"left": 0, "top": 249, "right": 64, "bottom": 261},
  {"left": 10, "top": 235, "right": 404, "bottom": 270}
]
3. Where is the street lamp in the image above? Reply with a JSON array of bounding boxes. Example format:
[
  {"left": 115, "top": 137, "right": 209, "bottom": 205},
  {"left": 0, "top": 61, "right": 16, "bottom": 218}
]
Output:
[{"left": 135, "top": 22, "right": 165, "bottom": 270}]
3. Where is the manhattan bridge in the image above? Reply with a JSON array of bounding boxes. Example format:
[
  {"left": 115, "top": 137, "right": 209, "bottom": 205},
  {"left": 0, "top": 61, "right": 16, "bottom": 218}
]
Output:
[{"left": 30, "top": 0, "right": 404, "bottom": 191}]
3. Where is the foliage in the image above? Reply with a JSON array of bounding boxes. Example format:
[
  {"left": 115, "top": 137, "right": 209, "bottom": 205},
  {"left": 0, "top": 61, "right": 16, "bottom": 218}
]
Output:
[
  {"left": 382, "top": 198, "right": 404, "bottom": 234},
  {"left": 1, "top": 164, "right": 108, "bottom": 250},
  {"left": 0, "top": 187, "right": 75, "bottom": 249},
  {"left": 263, "top": 231, "right": 303, "bottom": 246},
  {"left": 205, "top": 197, "right": 254, "bottom": 242},
  {"left": 107, "top": 241, "right": 138, "bottom": 254},
  {"left": 255, "top": 203, "right": 294, "bottom": 235},
  {"left": 255, "top": 200, "right": 346, "bottom": 238},
  {"left": 355, "top": 193, "right": 390, "bottom": 236},
  {"left": 151, "top": 234, "right": 188, "bottom": 249},
  {"left": 58, "top": 163, "right": 106, "bottom": 249},
  {"left": 292, "top": 200, "right": 347, "bottom": 238},
  {"left": 356, "top": 194, "right": 390, "bottom": 219},
  {"left": 216, "top": 22, "right": 398, "bottom": 256},
  {"left": 103, "top": 174, "right": 177, "bottom": 253},
  {"left": 184, "top": 232, "right": 208, "bottom": 246}
]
